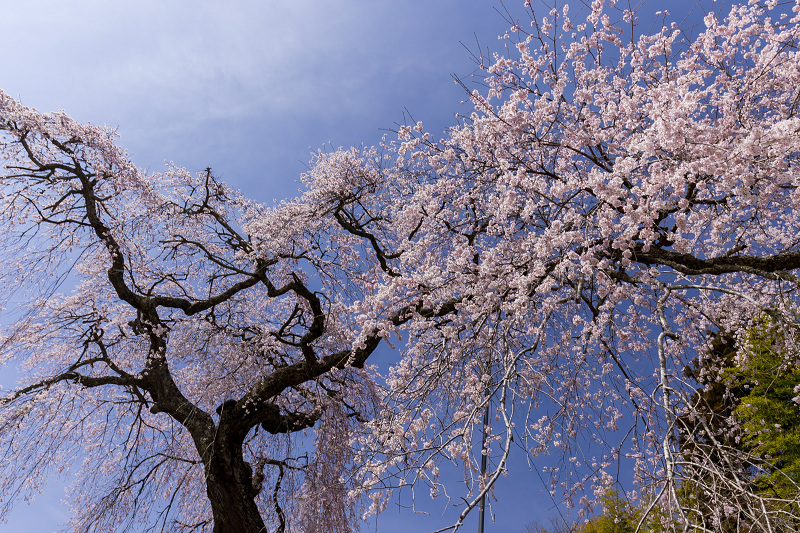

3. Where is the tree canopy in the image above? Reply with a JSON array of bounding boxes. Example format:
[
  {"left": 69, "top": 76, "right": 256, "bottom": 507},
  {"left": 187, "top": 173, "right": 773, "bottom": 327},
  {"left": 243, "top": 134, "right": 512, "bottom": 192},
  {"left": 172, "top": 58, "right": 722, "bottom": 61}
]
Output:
[{"left": 2, "top": 1, "right": 800, "bottom": 532}]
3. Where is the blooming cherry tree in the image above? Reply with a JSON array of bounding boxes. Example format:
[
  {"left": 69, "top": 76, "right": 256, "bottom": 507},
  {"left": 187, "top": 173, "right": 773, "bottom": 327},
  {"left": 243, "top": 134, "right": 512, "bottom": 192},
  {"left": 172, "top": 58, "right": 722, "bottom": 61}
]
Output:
[
  {"left": 0, "top": 96, "right": 397, "bottom": 532},
  {"left": 2, "top": 1, "right": 800, "bottom": 532},
  {"left": 316, "top": 1, "right": 800, "bottom": 530}
]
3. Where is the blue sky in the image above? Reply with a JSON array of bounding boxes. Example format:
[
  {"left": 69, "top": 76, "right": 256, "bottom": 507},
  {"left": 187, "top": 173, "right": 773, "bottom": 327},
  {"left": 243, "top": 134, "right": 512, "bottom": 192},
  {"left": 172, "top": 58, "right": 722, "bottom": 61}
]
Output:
[
  {"left": 0, "top": 0, "right": 715, "bottom": 531},
  {"left": 3, "top": 0, "right": 514, "bottom": 204}
]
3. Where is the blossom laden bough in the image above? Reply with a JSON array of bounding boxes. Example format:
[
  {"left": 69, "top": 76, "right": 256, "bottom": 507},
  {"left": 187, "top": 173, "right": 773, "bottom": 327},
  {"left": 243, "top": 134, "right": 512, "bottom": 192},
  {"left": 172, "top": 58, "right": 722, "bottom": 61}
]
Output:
[{"left": 333, "top": 0, "right": 800, "bottom": 529}]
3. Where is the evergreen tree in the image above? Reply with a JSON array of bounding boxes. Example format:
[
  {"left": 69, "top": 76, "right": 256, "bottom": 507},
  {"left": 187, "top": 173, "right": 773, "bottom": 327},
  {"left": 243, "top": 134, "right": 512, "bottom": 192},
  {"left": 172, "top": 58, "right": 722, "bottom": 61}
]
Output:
[{"left": 680, "top": 319, "right": 800, "bottom": 530}]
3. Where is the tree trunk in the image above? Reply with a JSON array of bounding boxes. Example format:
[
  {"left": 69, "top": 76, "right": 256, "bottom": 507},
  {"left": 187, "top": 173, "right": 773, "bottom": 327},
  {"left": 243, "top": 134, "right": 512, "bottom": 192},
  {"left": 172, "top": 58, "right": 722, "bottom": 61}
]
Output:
[{"left": 205, "top": 444, "right": 267, "bottom": 533}]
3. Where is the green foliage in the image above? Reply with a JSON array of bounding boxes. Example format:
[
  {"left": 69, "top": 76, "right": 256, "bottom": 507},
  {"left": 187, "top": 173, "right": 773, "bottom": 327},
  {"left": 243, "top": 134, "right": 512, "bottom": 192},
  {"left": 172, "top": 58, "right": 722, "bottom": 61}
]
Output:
[
  {"left": 683, "top": 318, "right": 800, "bottom": 494},
  {"left": 576, "top": 493, "right": 636, "bottom": 533},
  {"left": 572, "top": 491, "right": 667, "bottom": 533},
  {"left": 728, "top": 319, "right": 800, "bottom": 498},
  {"left": 678, "top": 318, "right": 800, "bottom": 531}
]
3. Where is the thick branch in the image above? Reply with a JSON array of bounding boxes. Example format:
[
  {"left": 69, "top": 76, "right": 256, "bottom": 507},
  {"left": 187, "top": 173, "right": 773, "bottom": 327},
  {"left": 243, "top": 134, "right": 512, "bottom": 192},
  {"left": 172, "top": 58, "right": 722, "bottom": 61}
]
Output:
[
  {"left": 1, "top": 370, "right": 139, "bottom": 406},
  {"left": 228, "top": 297, "right": 462, "bottom": 440},
  {"left": 636, "top": 247, "right": 800, "bottom": 283}
]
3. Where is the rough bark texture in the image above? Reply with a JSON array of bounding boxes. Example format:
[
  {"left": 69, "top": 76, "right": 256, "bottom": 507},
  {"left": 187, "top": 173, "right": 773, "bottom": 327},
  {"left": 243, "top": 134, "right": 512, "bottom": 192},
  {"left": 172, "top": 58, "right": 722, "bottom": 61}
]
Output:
[{"left": 205, "top": 446, "right": 266, "bottom": 533}]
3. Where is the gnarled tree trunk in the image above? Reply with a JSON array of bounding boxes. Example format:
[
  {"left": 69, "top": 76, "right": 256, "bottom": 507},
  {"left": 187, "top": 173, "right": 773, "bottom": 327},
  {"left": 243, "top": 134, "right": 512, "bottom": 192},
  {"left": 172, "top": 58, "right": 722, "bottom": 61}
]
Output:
[{"left": 204, "top": 442, "right": 267, "bottom": 533}]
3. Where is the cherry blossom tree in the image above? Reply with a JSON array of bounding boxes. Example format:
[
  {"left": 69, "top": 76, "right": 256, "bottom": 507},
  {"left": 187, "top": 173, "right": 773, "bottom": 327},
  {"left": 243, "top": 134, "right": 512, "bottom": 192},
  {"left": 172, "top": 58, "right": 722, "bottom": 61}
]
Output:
[
  {"left": 319, "top": 0, "right": 800, "bottom": 530},
  {"left": 0, "top": 98, "right": 411, "bottom": 531},
  {"left": 2, "top": 1, "right": 800, "bottom": 532}
]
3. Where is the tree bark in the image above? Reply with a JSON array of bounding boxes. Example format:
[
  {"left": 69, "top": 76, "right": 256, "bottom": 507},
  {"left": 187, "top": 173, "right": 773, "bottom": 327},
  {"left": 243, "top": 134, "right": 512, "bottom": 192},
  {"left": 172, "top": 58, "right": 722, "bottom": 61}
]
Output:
[{"left": 204, "top": 443, "right": 267, "bottom": 533}]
